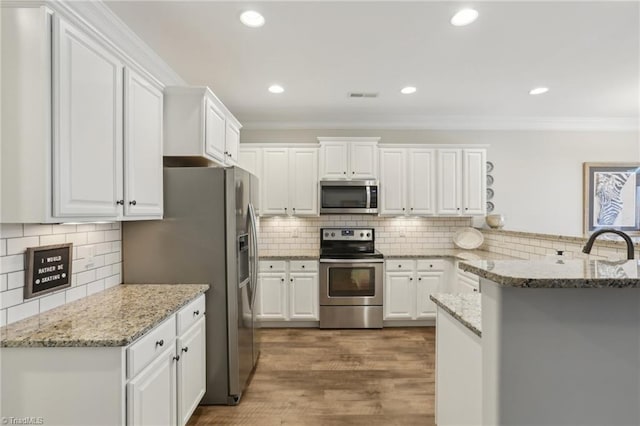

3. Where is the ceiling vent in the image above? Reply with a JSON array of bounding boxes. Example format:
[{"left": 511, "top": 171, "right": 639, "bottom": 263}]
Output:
[{"left": 348, "top": 92, "right": 378, "bottom": 98}]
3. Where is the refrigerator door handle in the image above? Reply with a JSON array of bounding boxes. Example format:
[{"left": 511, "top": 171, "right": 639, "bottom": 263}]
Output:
[{"left": 248, "top": 202, "right": 259, "bottom": 309}]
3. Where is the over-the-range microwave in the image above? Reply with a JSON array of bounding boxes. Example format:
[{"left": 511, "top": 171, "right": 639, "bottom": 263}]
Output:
[{"left": 319, "top": 180, "right": 378, "bottom": 214}]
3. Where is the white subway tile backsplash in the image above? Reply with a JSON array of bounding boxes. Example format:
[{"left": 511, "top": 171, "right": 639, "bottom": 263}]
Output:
[
  {"left": 7, "top": 299, "right": 39, "bottom": 323},
  {"left": 0, "top": 223, "right": 122, "bottom": 326},
  {"left": 1, "top": 287, "right": 23, "bottom": 309},
  {"left": 23, "top": 224, "right": 53, "bottom": 236},
  {"left": 39, "top": 291, "right": 66, "bottom": 313},
  {"left": 1, "top": 254, "right": 24, "bottom": 274},
  {"left": 7, "top": 236, "right": 39, "bottom": 255},
  {"left": 0, "top": 224, "right": 23, "bottom": 239},
  {"left": 40, "top": 234, "right": 67, "bottom": 246},
  {"left": 105, "top": 230, "right": 120, "bottom": 242},
  {"left": 7, "top": 271, "right": 24, "bottom": 290},
  {"left": 66, "top": 285, "right": 87, "bottom": 303}
]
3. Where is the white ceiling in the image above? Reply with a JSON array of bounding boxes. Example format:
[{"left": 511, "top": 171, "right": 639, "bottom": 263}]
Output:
[{"left": 105, "top": 1, "right": 639, "bottom": 129}]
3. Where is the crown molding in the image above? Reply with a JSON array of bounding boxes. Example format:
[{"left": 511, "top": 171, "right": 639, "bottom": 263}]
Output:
[
  {"left": 241, "top": 116, "right": 639, "bottom": 132},
  {"left": 3, "top": 0, "right": 186, "bottom": 87}
]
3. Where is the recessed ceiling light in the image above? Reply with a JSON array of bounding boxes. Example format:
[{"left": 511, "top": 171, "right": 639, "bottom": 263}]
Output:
[
  {"left": 268, "top": 84, "right": 284, "bottom": 94},
  {"left": 529, "top": 87, "right": 549, "bottom": 95},
  {"left": 450, "top": 9, "right": 479, "bottom": 26},
  {"left": 401, "top": 86, "right": 417, "bottom": 95},
  {"left": 240, "top": 10, "right": 265, "bottom": 28}
]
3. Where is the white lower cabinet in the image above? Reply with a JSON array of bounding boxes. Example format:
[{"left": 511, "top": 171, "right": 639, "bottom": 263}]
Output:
[
  {"left": 257, "top": 260, "right": 319, "bottom": 323},
  {"left": 384, "top": 259, "right": 449, "bottom": 322},
  {"left": 457, "top": 265, "right": 480, "bottom": 293},
  {"left": 0, "top": 294, "right": 206, "bottom": 426}
]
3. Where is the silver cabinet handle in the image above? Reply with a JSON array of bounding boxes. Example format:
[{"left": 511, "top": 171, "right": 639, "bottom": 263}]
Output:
[
  {"left": 129, "top": 200, "right": 137, "bottom": 206},
  {"left": 116, "top": 200, "right": 124, "bottom": 205},
  {"left": 173, "top": 355, "right": 180, "bottom": 362},
  {"left": 156, "top": 339, "right": 164, "bottom": 347},
  {"left": 181, "top": 347, "right": 189, "bottom": 353}
]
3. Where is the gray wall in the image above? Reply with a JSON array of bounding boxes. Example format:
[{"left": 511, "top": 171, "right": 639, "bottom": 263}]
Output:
[{"left": 241, "top": 128, "right": 639, "bottom": 237}]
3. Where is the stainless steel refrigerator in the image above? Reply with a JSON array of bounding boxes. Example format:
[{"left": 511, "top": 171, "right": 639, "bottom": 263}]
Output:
[{"left": 122, "top": 166, "right": 260, "bottom": 405}]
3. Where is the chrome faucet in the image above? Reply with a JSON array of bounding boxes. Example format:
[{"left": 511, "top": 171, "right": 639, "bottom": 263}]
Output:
[{"left": 582, "top": 229, "right": 635, "bottom": 260}]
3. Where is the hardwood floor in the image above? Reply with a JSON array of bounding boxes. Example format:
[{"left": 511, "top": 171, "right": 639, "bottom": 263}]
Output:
[{"left": 188, "top": 327, "right": 436, "bottom": 425}]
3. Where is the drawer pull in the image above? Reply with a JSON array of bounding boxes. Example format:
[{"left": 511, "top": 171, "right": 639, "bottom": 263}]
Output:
[
  {"left": 193, "top": 310, "right": 200, "bottom": 316},
  {"left": 156, "top": 339, "right": 164, "bottom": 347},
  {"left": 116, "top": 199, "right": 124, "bottom": 205},
  {"left": 290, "top": 278, "right": 293, "bottom": 282},
  {"left": 418, "top": 277, "right": 422, "bottom": 281},
  {"left": 181, "top": 347, "right": 189, "bottom": 353},
  {"left": 173, "top": 355, "right": 180, "bottom": 362},
  {"left": 409, "top": 277, "right": 413, "bottom": 281},
  {"left": 398, "top": 265, "right": 402, "bottom": 268},
  {"left": 270, "top": 265, "right": 273, "bottom": 269},
  {"left": 302, "top": 265, "right": 305, "bottom": 268},
  {"left": 281, "top": 278, "right": 284, "bottom": 282},
  {"left": 129, "top": 200, "right": 137, "bottom": 206}
]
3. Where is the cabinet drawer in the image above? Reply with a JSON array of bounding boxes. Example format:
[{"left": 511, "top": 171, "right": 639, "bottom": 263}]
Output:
[
  {"left": 416, "top": 259, "right": 447, "bottom": 271},
  {"left": 177, "top": 294, "right": 206, "bottom": 335},
  {"left": 385, "top": 260, "right": 415, "bottom": 271},
  {"left": 128, "top": 316, "right": 176, "bottom": 379},
  {"left": 259, "top": 260, "right": 287, "bottom": 272},
  {"left": 289, "top": 260, "right": 318, "bottom": 272}
]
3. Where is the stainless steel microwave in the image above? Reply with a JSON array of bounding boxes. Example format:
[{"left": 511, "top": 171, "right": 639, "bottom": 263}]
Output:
[{"left": 320, "top": 180, "right": 378, "bottom": 214}]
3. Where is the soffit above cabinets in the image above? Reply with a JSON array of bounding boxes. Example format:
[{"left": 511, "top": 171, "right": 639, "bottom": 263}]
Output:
[{"left": 104, "top": 1, "right": 639, "bottom": 131}]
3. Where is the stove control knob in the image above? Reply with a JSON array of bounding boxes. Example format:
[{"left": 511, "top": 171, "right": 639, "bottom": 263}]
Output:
[
  {"left": 324, "top": 232, "right": 329, "bottom": 237},
  {"left": 360, "top": 232, "right": 364, "bottom": 237},
  {"left": 366, "top": 233, "right": 371, "bottom": 237},
  {"left": 331, "top": 232, "right": 335, "bottom": 237}
]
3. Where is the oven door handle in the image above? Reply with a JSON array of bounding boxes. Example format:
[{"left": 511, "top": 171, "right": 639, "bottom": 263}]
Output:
[{"left": 320, "top": 258, "right": 384, "bottom": 264}]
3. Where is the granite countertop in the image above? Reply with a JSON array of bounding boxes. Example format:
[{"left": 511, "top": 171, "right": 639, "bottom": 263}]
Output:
[
  {"left": 382, "top": 249, "right": 518, "bottom": 261},
  {"left": 260, "top": 254, "right": 319, "bottom": 260},
  {"left": 430, "top": 293, "right": 482, "bottom": 337},
  {"left": 0, "top": 284, "right": 209, "bottom": 348},
  {"left": 459, "top": 259, "right": 640, "bottom": 288}
]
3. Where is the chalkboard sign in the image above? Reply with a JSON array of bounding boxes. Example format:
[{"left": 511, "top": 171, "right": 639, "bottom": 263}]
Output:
[{"left": 25, "top": 243, "right": 73, "bottom": 299}]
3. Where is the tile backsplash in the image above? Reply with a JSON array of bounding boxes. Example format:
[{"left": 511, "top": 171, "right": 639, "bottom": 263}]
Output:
[
  {"left": 0, "top": 223, "right": 122, "bottom": 326},
  {"left": 258, "top": 215, "right": 473, "bottom": 255}
]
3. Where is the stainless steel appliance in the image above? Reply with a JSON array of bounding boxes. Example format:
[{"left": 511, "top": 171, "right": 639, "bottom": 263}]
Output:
[
  {"left": 122, "top": 167, "right": 259, "bottom": 405},
  {"left": 319, "top": 228, "right": 384, "bottom": 328},
  {"left": 319, "top": 180, "right": 378, "bottom": 214}
]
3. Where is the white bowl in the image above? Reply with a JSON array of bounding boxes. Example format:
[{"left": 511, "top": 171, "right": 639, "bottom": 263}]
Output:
[{"left": 486, "top": 214, "right": 505, "bottom": 229}]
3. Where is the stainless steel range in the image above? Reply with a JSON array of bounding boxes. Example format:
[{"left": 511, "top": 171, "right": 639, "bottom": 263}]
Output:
[{"left": 319, "top": 228, "right": 384, "bottom": 329}]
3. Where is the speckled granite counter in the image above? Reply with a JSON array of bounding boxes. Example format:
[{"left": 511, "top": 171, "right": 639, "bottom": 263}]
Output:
[
  {"left": 260, "top": 254, "right": 319, "bottom": 260},
  {"left": 0, "top": 284, "right": 209, "bottom": 348},
  {"left": 382, "top": 249, "right": 518, "bottom": 261},
  {"left": 459, "top": 259, "right": 640, "bottom": 288},
  {"left": 430, "top": 293, "right": 482, "bottom": 337}
]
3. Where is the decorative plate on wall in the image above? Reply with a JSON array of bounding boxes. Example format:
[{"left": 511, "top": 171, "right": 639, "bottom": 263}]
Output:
[
  {"left": 486, "top": 174, "right": 494, "bottom": 186},
  {"left": 486, "top": 161, "right": 494, "bottom": 173},
  {"left": 487, "top": 201, "right": 495, "bottom": 212},
  {"left": 486, "top": 188, "right": 494, "bottom": 200}
]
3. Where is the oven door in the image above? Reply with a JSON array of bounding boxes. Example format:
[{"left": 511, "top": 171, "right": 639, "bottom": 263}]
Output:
[{"left": 319, "top": 259, "right": 383, "bottom": 306}]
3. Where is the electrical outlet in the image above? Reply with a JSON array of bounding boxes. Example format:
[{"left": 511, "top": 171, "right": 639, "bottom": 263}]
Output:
[{"left": 292, "top": 229, "right": 299, "bottom": 238}]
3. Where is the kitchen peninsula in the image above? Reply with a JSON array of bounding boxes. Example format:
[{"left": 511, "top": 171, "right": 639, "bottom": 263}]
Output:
[{"left": 432, "top": 259, "right": 640, "bottom": 426}]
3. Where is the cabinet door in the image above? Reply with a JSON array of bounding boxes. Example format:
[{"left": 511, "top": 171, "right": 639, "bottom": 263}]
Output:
[
  {"left": 437, "top": 149, "right": 462, "bottom": 215},
  {"left": 262, "top": 148, "right": 290, "bottom": 215},
  {"left": 127, "top": 344, "right": 177, "bottom": 426},
  {"left": 384, "top": 272, "right": 414, "bottom": 320},
  {"left": 379, "top": 149, "right": 406, "bottom": 215},
  {"left": 409, "top": 149, "right": 436, "bottom": 215},
  {"left": 225, "top": 120, "right": 240, "bottom": 165},
  {"left": 350, "top": 142, "right": 378, "bottom": 179},
  {"left": 416, "top": 272, "right": 443, "bottom": 318},
  {"left": 289, "top": 148, "right": 318, "bottom": 216},
  {"left": 289, "top": 272, "right": 319, "bottom": 320},
  {"left": 257, "top": 273, "right": 288, "bottom": 320},
  {"left": 53, "top": 17, "right": 123, "bottom": 218},
  {"left": 177, "top": 317, "right": 206, "bottom": 426},
  {"left": 238, "top": 147, "right": 262, "bottom": 177},
  {"left": 319, "top": 142, "right": 349, "bottom": 179},
  {"left": 458, "top": 274, "right": 480, "bottom": 294},
  {"left": 463, "top": 149, "right": 486, "bottom": 216},
  {"left": 123, "top": 68, "right": 163, "bottom": 218},
  {"left": 204, "top": 97, "right": 226, "bottom": 163}
]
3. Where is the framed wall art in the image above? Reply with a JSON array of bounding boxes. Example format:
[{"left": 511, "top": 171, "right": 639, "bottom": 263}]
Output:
[{"left": 583, "top": 162, "right": 640, "bottom": 235}]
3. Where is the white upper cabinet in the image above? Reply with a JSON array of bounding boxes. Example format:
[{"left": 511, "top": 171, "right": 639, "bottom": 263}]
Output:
[
  {"left": 123, "top": 68, "right": 164, "bottom": 218},
  {"left": 318, "top": 137, "right": 379, "bottom": 180},
  {"left": 437, "top": 149, "right": 486, "bottom": 216},
  {"left": 2, "top": 7, "right": 165, "bottom": 222},
  {"left": 53, "top": 16, "right": 124, "bottom": 218},
  {"left": 252, "top": 145, "right": 319, "bottom": 217},
  {"left": 379, "top": 148, "right": 406, "bottom": 215},
  {"left": 204, "top": 96, "right": 226, "bottom": 163},
  {"left": 164, "top": 87, "right": 242, "bottom": 167},
  {"left": 289, "top": 148, "right": 319, "bottom": 216},
  {"left": 379, "top": 147, "right": 435, "bottom": 216}
]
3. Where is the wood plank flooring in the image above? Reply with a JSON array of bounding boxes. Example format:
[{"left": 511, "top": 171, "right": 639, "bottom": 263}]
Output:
[{"left": 188, "top": 327, "right": 436, "bottom": 425}]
